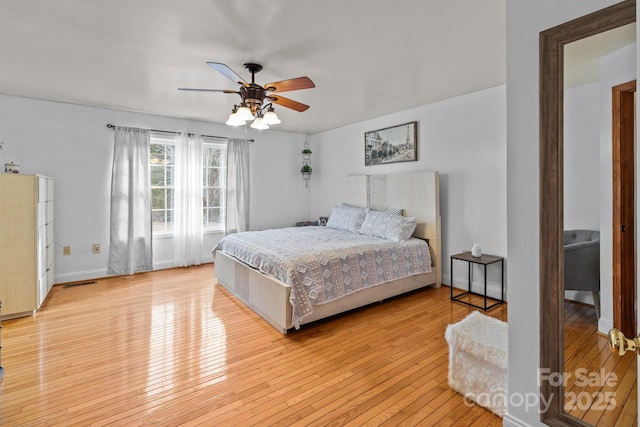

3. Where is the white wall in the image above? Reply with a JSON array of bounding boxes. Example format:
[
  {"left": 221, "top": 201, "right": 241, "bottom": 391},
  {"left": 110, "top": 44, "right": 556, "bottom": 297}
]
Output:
[
  {"left": 564, "top": 82, "right": 601, "bottom": 231},
  {"left": 0, "top": 94, "right": 310, "bottom": 283},
  {"left": 505, "top": 1, "right": 623, "bottom": 426},
  {"left": 309, "top": 85, "right": 507, "bottom": 298}
]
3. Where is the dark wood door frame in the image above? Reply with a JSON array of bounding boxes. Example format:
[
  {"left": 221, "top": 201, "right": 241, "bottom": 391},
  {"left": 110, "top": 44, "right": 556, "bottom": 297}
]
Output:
[{"left": 612, "top": 80, "right": 636, "bottom": 337}]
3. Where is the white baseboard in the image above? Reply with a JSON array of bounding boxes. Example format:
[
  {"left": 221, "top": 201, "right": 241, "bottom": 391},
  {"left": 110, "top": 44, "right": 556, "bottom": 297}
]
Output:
[
  {"left": 55, "top": 268, "right": 108, "bottom": 284},
  {"left": 503, "top": 413, "right": 534, "bottom": 427},
  {"left": 154, "top": 257, "right": 214, "bottom": 270},
  {"left": 55, "top": 258, "right": 214, "bottom": 285},
  {"left": 153, "top": 260, "right": 177, "bottom": 271},
  {"left": 598, "top": 316, "right": 613, "bottom": 335}
]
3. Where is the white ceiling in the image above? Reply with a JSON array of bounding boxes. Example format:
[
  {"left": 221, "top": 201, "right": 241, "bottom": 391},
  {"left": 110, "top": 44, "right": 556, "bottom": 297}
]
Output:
[{"left": 0, "top": 0, "right": 506, "bottom": 134}]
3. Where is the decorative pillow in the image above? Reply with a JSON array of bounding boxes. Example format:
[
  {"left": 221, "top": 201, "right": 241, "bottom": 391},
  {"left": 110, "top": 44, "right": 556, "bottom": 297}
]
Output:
[
  {"left": 387, "top": 214, "right": 417, "bottom": 241},
  {"left": 358, "top": 209, "right": 387, "bottom": 236},
  {"left": 325, "top": 204, "right": 367, "bottom": 233},
  {"left": 359, "top": 209, "right": 416, "bottom": 241}
]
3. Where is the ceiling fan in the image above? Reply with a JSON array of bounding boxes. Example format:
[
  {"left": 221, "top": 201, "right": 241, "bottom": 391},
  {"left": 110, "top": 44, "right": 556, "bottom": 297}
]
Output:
[{"left": 178, "top": 62, "right": 315, "bottom": 129}]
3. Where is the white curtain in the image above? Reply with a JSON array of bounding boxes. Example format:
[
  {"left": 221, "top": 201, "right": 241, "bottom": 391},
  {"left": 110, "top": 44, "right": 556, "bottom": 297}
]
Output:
[
  {"left": 108, "top": 126, "right": 153, "bottom": 275},
  {"left": 174, "top": 132, "right": 203, "bottom": 267},
  {"left": 225, "top": 138, "right": 250, "bottom": 234}
]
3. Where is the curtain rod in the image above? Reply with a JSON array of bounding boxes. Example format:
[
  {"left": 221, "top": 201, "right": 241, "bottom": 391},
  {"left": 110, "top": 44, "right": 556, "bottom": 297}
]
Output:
[{"left": 106, "top": 124, "right": 254, "bottom": 142}]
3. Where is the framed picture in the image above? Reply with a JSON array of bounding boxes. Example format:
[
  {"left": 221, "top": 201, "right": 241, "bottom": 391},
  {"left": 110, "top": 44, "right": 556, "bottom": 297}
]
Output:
[{"left": 364, "top": 121, "right": 417, "bottom": 166}]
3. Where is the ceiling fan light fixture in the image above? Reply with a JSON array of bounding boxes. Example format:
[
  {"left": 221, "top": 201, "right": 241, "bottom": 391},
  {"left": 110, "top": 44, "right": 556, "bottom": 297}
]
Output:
[
  {"left": 236, "top": 104, "right": 254, "bottom": 121},
  {"left": 250, "top": 114, "right": 269, "bottom": 130},
  {"left": 180, "top": 62, "right": 314, "bottom": 130},
  {"left": 225, "top": 107, "right": 246, "bottom": 126},
  {"left": 262, "top": 107, "right": 281, "bottom": 125},
  {"left": 225, "top": 114, "right": 245, "bottom": 126}
]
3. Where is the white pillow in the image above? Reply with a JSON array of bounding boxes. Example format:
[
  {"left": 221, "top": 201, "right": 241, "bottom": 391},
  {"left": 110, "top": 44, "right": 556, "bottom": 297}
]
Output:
[
  {"left": 387, "top": 214, "right": 417, "bottom": 241},
  {"left": 325, "top": 204, "right": 367, "bottom": 233},
  {"left": 358, "top": 209, "right": 387, "bottom": 236},
  {"left": 359, "top": 209, "right": 416, "bottom": 241}
]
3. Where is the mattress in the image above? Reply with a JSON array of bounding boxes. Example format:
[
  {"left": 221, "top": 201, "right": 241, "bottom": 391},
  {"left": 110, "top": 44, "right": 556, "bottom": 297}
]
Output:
[{"left": 213, "top": 226, "right": 432, "bottom": 326}]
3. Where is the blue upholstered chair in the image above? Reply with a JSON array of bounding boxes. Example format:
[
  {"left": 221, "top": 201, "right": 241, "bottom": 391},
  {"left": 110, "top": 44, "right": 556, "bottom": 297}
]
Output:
[{"left": 564, "top": 230, "right": 600, "bottom": 319}]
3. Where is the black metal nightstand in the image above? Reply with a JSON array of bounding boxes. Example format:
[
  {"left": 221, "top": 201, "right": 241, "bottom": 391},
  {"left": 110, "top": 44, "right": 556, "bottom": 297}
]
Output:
[{"left": 450, "top": 252, "right": 504, "bottom": 310}]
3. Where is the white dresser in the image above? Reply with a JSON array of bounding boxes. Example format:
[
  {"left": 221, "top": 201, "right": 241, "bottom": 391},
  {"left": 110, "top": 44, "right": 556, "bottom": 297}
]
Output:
[{"left": 0, "top": 174, "right": 54, "bottom": 318}]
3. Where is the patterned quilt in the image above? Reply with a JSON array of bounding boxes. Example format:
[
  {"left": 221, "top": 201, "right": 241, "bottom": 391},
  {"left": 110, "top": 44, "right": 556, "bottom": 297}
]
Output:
[{"left": 214, "top": 226, "right": 432, "bottom": 327}]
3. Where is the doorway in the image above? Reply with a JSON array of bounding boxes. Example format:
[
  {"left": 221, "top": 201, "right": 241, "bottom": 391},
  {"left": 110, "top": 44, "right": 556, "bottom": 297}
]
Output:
[{"left": 612, "top": 80, "right": 636, "bottom": 338}]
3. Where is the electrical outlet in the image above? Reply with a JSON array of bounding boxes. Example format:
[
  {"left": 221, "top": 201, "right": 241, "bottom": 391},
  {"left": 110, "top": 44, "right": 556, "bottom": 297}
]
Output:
[
  {"left": 63, "top": 246, "right": 71, "bottom": 255},
  {"left": 92, "top": 243, "right": 101, "bottom": 254}
]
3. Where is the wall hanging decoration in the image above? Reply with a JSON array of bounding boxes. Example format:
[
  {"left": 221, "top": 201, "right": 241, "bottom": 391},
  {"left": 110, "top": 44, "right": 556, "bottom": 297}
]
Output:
[
  {"left": 301, "top": 139, "right": 312, "bottom": 187},
  {"left": 364, "top": 121, "right": 417, "bottom": 166},
  {"left": 4, "top": 162, "right": 19, "bottom": 174}
]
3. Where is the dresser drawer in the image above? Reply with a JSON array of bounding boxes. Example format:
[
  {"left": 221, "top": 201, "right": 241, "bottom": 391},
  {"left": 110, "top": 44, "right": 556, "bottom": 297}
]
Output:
[
  {"left": 46, "top": 222, "right": 54, "bottom": 246},
  {"left": 38, "top": 177, "right": 48, "bottom": 202},
  {"left": 47, "top": 200, "right": 53, "bottom": 221},
  {"left": 37, "top": 202, "right": 46, "bottom": 226}
]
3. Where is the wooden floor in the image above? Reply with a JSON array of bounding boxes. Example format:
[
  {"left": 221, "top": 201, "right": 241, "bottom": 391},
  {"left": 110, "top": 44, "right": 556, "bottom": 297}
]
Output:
[
  {"left": 564, "top": 300, "right": 637, "bottom": 426},
  {"left": 0, "top": 265, "right": 507, "bottom": 426}
]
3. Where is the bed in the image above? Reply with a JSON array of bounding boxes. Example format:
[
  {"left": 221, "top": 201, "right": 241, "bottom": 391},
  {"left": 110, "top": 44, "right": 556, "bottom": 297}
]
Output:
[{"left": 213, "top": 171, "right": 441, "bottom": 333}]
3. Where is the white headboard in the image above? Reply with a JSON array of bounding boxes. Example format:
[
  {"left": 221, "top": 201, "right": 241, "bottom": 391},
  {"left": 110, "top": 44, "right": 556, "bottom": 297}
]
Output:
[
  {"left": 339, "top": 171, "right": 441, "bottom": 284},
  {"left": 339, "top": 172, "right": 440, "bottom": 233},
  {"left": 368, "top": 172, "right": 440, "bottom": 240}
]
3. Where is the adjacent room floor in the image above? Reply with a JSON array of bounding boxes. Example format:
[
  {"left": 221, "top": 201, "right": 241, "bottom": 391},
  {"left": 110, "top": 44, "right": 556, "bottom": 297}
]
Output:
[{"left": 564, "top": 300, "right": 637, "bottom": 426}]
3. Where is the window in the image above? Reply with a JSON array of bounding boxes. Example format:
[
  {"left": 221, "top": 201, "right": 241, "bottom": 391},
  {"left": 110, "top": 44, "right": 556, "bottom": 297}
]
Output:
[
  {"left": 150, "top": 133, "right": 226, "bottom": 234},
  {"left": 202, "top": 139, "right": 226, "bottom": 230},
  {"left": 150, "top": 135, "right": 175, "bottom": 233}
]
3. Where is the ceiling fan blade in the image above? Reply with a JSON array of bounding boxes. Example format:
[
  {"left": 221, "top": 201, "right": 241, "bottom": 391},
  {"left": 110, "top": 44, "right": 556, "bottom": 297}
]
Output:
[
  {"left": 207, "top": 62, "right": 247, "bottom": 85},
  {"left": 268, "top": 95, "right": 310, "bottom": 112},
  {"left": 264, "top": 76, "right": 315, "bottom": 93},
  {"left": 178, "top": 88, "right": 239, "bottom": 94}
]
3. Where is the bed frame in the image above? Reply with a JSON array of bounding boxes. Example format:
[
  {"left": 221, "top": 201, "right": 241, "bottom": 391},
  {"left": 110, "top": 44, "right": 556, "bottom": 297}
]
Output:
[{"left": 214, "top": 171, "right": 441, "bottom": 334}]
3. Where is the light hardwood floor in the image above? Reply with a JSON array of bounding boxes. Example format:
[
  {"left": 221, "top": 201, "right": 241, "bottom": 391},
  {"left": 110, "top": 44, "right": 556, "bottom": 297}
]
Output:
[
  {"left": 0, "top": 264, "right": 507, "bottom": 426},
  {"left": 564, "top": 301, "right": 637, "bottom": 426}
]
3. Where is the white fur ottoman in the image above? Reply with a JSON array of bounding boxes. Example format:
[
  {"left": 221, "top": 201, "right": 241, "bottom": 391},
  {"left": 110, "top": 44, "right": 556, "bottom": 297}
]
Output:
[{"left": 445, "top": 311, "right": 508, "bottom": 416}]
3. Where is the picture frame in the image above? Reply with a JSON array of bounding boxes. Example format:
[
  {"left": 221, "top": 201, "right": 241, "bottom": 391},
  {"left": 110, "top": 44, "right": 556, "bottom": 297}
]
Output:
[{"left": 364, "top": 121, "right": 417, "bottom": 166}]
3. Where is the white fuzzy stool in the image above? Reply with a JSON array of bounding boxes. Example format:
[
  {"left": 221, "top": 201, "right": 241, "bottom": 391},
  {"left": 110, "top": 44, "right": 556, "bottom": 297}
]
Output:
[{"left": 445, "top": 311, "right": 508, "bottom": 416}]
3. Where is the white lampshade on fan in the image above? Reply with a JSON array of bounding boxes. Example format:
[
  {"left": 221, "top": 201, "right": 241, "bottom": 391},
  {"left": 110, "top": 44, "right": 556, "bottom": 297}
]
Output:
[
  {"left": 225, "top": 108, "right": 246, "bottom": 126},
  {"left": 235, "top": 104, "right": 254, "bottom": 121},
  {"left": 262, "top": 107, "right": 281, "bottom": 125},
  {"left": 250, "top": 114, "right": 269, "bottom": 130}
]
